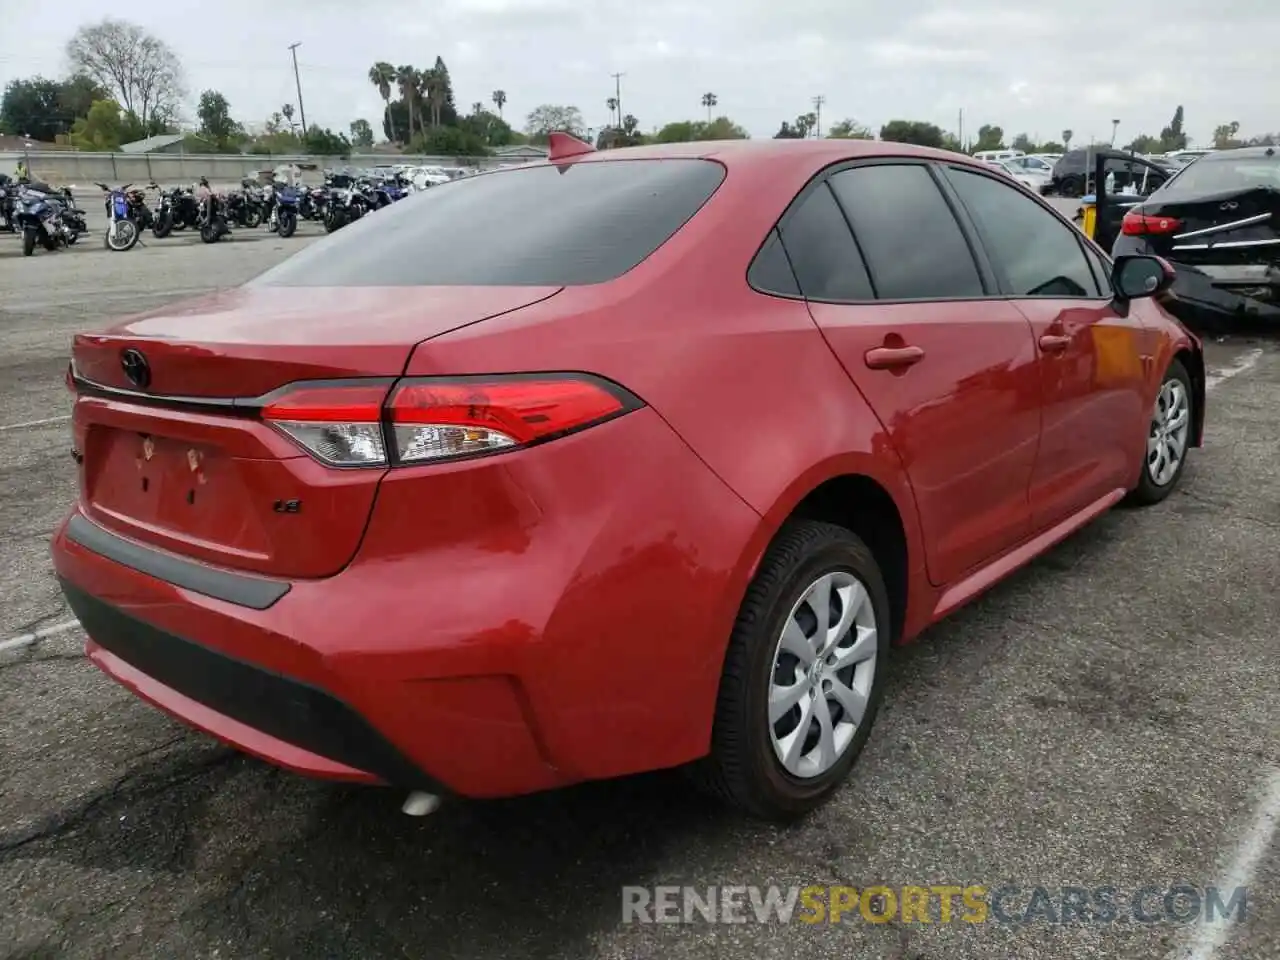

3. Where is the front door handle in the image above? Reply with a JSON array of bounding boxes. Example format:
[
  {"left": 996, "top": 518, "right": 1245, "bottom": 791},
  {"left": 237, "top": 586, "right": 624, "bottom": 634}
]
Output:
[
  {"left": 865, "top": 345, "right": 925, "bottom": 369},
  {"left": 1039, "top": 334, "right": 1071, "bottom": 353}
]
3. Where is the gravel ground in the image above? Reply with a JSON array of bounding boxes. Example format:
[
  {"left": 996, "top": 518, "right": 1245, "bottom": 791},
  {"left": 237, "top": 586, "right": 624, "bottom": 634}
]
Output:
[{"left": 1, "top": 203, "right": 1277, "bottom": 960}]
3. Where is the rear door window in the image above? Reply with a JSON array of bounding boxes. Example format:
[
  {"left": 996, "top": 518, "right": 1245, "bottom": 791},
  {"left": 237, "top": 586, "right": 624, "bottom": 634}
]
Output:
[
  {"left": 255, "top": 159, "right": 726, "bottom": 286},
  {"left": 827, "top": 164, "right": 985, "bottom": 300}
]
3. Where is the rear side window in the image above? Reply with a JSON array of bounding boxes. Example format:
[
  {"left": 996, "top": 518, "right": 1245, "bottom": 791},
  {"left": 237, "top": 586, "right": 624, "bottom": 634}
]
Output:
[
  {"left": 945, "top": 167, "right": 1101, "bottom": 297},
  {"left": 748, "top": 229, "right": 802, "bottom": 297},
  {"left": 775, "top": 183, "right": 874, "bottom": 300},
  {"left": 254, "top": 159, "right": 725, "bottom": 287},
  {"left": 827, "top": 165, "right": 985, "bottom": 300}
]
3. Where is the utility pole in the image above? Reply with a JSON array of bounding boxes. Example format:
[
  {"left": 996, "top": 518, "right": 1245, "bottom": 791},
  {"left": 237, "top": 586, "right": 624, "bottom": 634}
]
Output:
[
  {"left": 611, "top": 72, "right": 625, "bottom": 126},
  {"left": 288, "top": 43, "right": 307, "bottom": 135},
  {"left": 811, "top": 95, "right": 825, "bottom": 138},
  {"left": 958, "top": 109, "right": 964, "bottom": 151}
]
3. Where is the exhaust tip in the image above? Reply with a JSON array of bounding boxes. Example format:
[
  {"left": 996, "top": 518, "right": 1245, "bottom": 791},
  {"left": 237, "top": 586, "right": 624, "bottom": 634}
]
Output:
[{"left": 402, "top": 791, "right": 441, "bottom": 817}]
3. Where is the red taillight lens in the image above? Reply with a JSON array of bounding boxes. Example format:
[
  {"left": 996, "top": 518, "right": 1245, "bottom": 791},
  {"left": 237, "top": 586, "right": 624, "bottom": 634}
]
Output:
[
  {"left": 257, "top": 375, "right": 640, "bottom": 467},
  {"left": 261, "top": 381, "right": 393, "bottom": 467},
  {"left": 1121, "top": 210, "right": 1183, "bottom": 236},
  {"left": 389, "top": 375, "right": 636, "bottom": 464}
]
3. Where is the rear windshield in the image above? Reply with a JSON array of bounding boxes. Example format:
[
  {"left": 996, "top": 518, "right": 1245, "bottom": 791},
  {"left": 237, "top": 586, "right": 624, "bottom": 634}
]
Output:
[
  {"left": 254, "top": 158, "right": 726, "bottom": 287},
  {"left": 1161, "top": 153, "right": 1280, "bottom": 195}
]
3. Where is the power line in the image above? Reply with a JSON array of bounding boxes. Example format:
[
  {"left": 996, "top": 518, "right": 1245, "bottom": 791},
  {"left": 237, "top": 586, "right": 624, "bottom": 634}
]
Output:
[{"left": 611, "top": 71, "right": 625, "bottom": 123}]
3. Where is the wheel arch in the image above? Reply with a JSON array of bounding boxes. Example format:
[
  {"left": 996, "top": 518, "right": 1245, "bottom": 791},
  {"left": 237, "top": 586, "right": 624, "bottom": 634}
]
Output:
[{"left": 1174, "top": 345, "right": 1206, "bottom": 448}]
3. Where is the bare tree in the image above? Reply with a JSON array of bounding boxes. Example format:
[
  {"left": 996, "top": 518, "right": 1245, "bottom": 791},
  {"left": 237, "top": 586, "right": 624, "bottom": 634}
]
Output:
[{"left": 66, "top": 19, "right": 185, "bottom": 128}]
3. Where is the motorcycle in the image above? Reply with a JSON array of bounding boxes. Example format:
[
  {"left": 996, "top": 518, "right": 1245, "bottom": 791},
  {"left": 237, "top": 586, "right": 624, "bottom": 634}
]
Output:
[
  {"left": 0, "top": 174, "right": 15, "bottom": 232},
  {"left": 265, "top": 180, "right": 302, "bottom": 238},
  {"left": 13, "top": 185, "right": 83, "bottom": 256},
  {"left": 226, "top": 179, "right": 265, "bottom": 229},
  {"left": 96, "top": 183, "right": 141, "bottom": 252},
  {"left": 196, "top": 178, "right": 230, "bottom": 243},
  {"left": 151, "top": 182, "right": 201, "bottom": 237}
]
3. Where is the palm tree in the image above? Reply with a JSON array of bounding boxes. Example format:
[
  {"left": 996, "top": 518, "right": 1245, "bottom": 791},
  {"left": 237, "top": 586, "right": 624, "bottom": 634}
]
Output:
[
  {"left": 281, "top": 103, "right": 295, "bottom": 130},
  {"left": 396, "top": 65, "right": 418, "bottom": 141},
  {"left": 424, "top": 69, "right": 447, "bottom": 128},
  {"left": 472, "top": 101, "right": 485, "bottom": 116},
  {"left": 606, "top": 97, "right": 619, "bottom": 127},
  {"left": 701, "top": 92, "right": 717, "bottom": 124},
  {"left": 368, "top": 62, "right": 397, "bottom": 142},
  {"left": 491, "top": 89, "right": 507, "bottom": 118}
]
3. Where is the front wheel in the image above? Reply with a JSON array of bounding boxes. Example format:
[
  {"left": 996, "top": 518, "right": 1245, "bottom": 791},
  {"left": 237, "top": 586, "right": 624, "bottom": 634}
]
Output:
[
  {"left": 152, "top": 212, "right": 173, "bottom": 238},
  {"left": 200, "top": 217, "right": 226, "bottom": 243},
  {"left": 1125, "top": 359, "right": 1194, "bottom": 506},
  {"left": 277, "top": 209, "right": 297, "bottom": 238},
  {"left": 105, "top": 219, "right": 139, "bottom": 251},
  {"left": 22, "top": 226, "right": 37, "bottom": 256},
  {"left": 689, "top": 520, "right": 891, "bottom": 820}
]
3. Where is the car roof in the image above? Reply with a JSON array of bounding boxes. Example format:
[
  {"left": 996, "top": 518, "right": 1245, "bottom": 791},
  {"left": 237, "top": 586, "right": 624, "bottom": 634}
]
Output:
[
  {"left": 519, "top": 138, "right": 992, "bottom": 177},
  {"left": 1195, "top": 145, "right": 1277, "bottom": 160}
]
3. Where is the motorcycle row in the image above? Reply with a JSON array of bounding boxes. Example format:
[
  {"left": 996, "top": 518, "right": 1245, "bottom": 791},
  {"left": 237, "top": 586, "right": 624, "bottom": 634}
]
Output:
[{"left": 0, "top": 169, "right": 419, "bottom": 257}]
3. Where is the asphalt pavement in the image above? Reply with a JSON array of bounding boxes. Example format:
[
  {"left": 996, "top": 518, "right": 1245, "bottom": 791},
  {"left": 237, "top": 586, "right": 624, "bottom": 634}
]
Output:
[{"left": 1, "top": 200, "right": 1277, "bottom": 960}]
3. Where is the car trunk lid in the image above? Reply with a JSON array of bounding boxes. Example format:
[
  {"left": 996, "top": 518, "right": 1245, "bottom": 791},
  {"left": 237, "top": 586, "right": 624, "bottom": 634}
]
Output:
[
  {"left": 1140, "top": 186, "right": 1280, "bottom": 266},
  {"left": 70, "top": 285, "right": 562, "bottom": 579}
]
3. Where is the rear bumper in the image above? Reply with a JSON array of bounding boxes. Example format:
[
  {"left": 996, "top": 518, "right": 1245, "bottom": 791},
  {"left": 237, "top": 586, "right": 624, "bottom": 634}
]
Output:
[
  {"left": 51, "top": 406, "right": 762, "bottom": 798},
  {"left": 1111, "top": 236, "right": 1280, "bottom": 324}
]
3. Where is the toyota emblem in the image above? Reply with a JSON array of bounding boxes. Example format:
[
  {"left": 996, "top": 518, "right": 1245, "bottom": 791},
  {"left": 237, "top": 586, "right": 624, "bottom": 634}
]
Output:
[{"left": 120, "top": 348, "right": 151, "bottom": 389}]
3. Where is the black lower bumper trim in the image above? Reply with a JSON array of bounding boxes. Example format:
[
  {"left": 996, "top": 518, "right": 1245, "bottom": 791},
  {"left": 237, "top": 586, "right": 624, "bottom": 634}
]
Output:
[
  {"left": 59, "top": 578, "right": 445, "bottom": 792},
  {"left": 66, "top": 514, "right": 290, "bottom": 610}
]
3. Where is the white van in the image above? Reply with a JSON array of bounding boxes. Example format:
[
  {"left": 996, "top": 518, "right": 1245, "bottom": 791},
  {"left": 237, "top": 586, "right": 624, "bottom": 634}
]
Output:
[{"left": 973, "top": 149, "right": 1026, "bottom": 164}]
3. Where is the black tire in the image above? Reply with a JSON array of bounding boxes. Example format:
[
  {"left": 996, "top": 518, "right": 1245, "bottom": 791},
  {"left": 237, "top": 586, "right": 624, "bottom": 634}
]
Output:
[
  {"left": 245, "top": 206, "right": 263, "bottom": 229},
  {"left": 277, "top": 209, "right": 297, "bottom": 238},
  {"left": 200, "top": 218, "right": 225, "bottom": 243},
  {"left": 689, "top": 520, "right": 892, "bottom": 821},
  {"left": 323, "top": 211, "right": 344, "bottom": 233},
  {"left": 1125, "top": 359, "right": 1194, "bottom": 506},
  {"left": 152, "top": 213, "right": 173, "bottom": 238},
  {"left": 21, "top": 226, "right": 37, "bottom": 256},
  {"left": 1061, "top": 174, "right": 1084, "bottom": 197}
]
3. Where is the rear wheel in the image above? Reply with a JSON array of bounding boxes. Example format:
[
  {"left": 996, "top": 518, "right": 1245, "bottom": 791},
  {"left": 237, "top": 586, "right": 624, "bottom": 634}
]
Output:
[
  {"left": 21, "top": 226, "right": 37, "bottom": 256},
  {"left": 689, "top": 520, "right": 891, "bottom": 820},
  {"left": 1125, "top": 359, "right": 1194, "bottom": 506},
  {"left": 152, "top": 212, "right": 173, "bottom": 238}
]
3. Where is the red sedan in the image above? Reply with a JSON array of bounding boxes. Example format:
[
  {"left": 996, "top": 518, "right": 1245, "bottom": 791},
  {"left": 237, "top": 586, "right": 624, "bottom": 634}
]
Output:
[{"left": 52, "top": 136, "right": 1204, "bottom": 821}]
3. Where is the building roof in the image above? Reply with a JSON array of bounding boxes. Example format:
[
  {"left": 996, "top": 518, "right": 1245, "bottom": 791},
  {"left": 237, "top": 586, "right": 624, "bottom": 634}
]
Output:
[{"left": 119, "top": 134, "right": 188, "bottom": 154}]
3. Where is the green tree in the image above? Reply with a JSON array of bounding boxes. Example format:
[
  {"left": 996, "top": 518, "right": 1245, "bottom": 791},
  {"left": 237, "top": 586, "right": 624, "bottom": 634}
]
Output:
[
  {"left": 349, "top": 118, "right": 375, "bottom": 147},
  {"left": 69, "top": 98, "right": 125, "bottom": 150},
  {"left": 1062, "top": 129, "right": 1073, "bottom": 151},
  {"left": 368, "top": 62, "right": 397, "bottom": 142},
  {"left": 826, "top": 118, "right": 873, "bottom": 139},
  {"left": 525, "top": 104, "right": 585, "bottom": 142},
  {"left": 700, "top": 92, "right": 718, "bottom": 123},
  {"left": 1038, "top": 140, "right": 1064, "bottom": 153},
  {"left": 459, "top": 109, "right": 515, "bottom": 146},
  {"left": 491, "top": 89, "right": 507, "bottom": 118},
  {"left": 66, "top": 19, "right": 184, "bottom": 128},
  {"left": 395, "top": 65, "right": 420, "bottom": 138},
  {"left": 302, "top": 125, "right": 351, "bottom": 155},
  {"left": 196, "top": 89, "right": 242, "bottom": 147},
  {"left": 1212, "top": 121, "right": 1241, "bottom": 149},
  {"left": 412, "top": 124, "right": 491, "bottom": 156},
  {"left": 1011, "top": 132, "right": 1034, "bottom": 152},
  {"left": 1124, "top": 133, "right": 1163, "bottom": 154},
  {"left": 1159, "top": 106, "right": 1187, "bottom": 151},
  {"left": 974, "top": 124, "right": 1004, "bottom": 151},
  {"left": 878, "top": 120, "right": 945, "bottom": 147}
]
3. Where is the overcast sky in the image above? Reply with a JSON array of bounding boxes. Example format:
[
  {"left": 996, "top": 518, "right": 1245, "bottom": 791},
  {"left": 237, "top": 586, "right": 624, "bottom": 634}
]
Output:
[{"left": 4, "top": 0, "right": 1276, "bottom": 146}]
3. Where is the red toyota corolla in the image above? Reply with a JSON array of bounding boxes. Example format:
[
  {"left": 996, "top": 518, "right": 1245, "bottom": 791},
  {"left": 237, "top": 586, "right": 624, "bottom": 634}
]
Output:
[{"left": 52, "top": 136, "right": 1204, "bottom": 820}]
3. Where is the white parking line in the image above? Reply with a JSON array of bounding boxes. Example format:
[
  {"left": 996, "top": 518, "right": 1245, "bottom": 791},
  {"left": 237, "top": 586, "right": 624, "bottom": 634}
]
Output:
[
  {"left": 0, "top": 617, "right": 82, "bottom": 655},
  {"left": 0, "top": 414, "right": 70, "bottom": 431},
  {"left": 1205, "top": 348, "right": 1262, "bottom": 390},
  {"left": 1173, "top": 767, "right": 1280, "bottom": 960}
]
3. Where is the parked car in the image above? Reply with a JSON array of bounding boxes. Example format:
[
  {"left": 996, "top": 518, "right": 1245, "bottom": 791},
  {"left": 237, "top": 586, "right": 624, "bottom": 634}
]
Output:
[
  {"left": 995, "top": 158, "right": 1052, "bottom": 194},
  {"left": 1111, "top": 144, "right": 1280, "bottom": 327},
  {"left": 1008, "top": 155, "right": 1056, "bottom": 176},
  {"left": 1051, "top": 149, "right": 1176, "bottom": 196},
  {"left": 53, "top": 137, "right": 1204, "bottom": 822}
]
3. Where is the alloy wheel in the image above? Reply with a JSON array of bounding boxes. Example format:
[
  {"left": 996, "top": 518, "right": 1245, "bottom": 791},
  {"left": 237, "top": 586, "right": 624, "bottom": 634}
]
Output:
[{"left": 1148, "top": 379, "right": 1190, "bottom": 486}]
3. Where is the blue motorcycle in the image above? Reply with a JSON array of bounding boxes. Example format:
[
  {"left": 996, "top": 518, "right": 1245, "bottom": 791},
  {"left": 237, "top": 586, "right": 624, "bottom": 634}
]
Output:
[
  {"left": 95, "top": 182, "right": 140, "bottom": 252},
  {"left": 266, "top": 182, "right": 301, "bottom": 238},
  {"left": 13, "top": 185, "right": 83, "bottom": 256}
]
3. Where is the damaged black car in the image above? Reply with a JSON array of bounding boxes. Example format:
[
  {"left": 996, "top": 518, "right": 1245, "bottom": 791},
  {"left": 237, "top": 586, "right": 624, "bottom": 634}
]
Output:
[{"left": 1111, "top": 145, "right": 1279, "bottom": 327}]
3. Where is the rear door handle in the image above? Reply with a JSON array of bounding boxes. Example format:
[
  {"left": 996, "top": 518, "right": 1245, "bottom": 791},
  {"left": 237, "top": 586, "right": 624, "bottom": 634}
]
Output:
[
  {"left": 864, "top": 345, "right": 925, "bottom": 369},
  {"left": 1039, "top": 334, "right": 1071, "bottom": 353}
]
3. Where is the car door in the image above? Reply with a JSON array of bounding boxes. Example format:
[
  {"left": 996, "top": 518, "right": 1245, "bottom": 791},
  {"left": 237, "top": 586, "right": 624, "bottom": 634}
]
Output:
[
  {"left": 776, "top": 160, "right": 1043, "bottom": 588},
  {"left": 940, "top": 163, "right": 1149, "bottom": 532}
]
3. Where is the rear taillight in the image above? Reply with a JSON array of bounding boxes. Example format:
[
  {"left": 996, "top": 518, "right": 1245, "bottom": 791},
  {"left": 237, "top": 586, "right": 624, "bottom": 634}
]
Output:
[
  {"left": 261, "top": 381, "right": 393, "bottom": 467},
  {"left": 259, "top": 375, "right": 640, "bottom": 468},
  {"left": 1121, "top": 210, "right": 1183, "bottom": 236}
]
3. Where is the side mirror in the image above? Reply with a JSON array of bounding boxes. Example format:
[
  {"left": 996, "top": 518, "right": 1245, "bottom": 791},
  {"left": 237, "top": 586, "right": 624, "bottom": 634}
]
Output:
[{"left": 1112, "top": 254, "right": 1176, "bottom": 300}]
